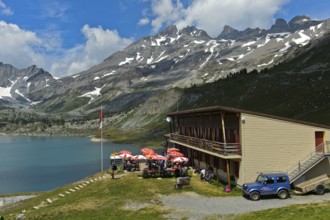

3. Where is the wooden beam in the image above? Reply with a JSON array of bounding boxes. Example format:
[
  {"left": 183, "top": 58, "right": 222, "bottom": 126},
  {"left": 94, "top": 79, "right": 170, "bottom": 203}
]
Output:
[
  {"left": 221, "top": 113, "right": 226, "bottom": 143},
  {"left": 222, "top": 113, "right": 231, "bottom": 187},
  {"left": 226, "top": 159, "right": 231, "bottom": 187}
]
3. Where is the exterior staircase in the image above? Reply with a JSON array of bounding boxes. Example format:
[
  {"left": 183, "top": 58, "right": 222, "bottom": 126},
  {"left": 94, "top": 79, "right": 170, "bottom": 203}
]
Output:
[{"left": 287, "top": 143, "right": 329, "bottom": 183}]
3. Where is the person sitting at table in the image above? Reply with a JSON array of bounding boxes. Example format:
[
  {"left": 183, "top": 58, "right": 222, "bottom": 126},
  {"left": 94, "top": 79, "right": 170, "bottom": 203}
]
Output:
[
  {"left": 200, "top": 168, "right": 206, "bottom": 181},
  {"left": 165, "top": 166, "right": 172, "bottom": 177},
  {"left": 151, "top": 161, "right": 158, "bottom": 169},
  {"left": 181, "top": 165, "right": 188, "bottom": 177},
  {"left": 126, "top": 160, "right": 133, "bottom": 172},
  {"left": 174, "top": 163, "right": 181, "bottom": 177}
]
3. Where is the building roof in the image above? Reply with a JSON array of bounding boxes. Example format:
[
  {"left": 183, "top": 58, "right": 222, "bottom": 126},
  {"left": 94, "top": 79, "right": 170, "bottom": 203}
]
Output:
[{"left": 167, "top": 105, "right": 330, "bottom": 130}]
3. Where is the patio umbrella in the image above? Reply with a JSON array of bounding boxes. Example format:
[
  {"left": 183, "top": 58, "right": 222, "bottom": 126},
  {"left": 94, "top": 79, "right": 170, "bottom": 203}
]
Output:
[
  {"left": 151, "top": 155, "right": 168, "bottom": 161},
  {"left": 145, "top": 152, "right": 158, "bottom": 159},
  {"left": 167, "top": 147, "right": 180, "bottom": 152},
  {"left": 141, "top": 148, "right": 155, "bottom": 155},
  {"left": 171, "top": 156, "right": 189, "bottom": 163},
  {"left": 119, "top": 153, "right": 133, "bottom": 159},
  {"left": 131, "top": 155, "right": 147, "bottom": 160},
  {"left": 119, "top": 150, "right": 132, "bottom": 155},
  {"left": 167, "top": 151, "right": 184, "bottom": 157}
]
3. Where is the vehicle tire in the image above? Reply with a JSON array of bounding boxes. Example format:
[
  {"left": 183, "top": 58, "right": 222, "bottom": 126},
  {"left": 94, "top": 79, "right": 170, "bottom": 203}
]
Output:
[
  {"left": 315, "top": 185, "right": 325, "bottom": 195},
  {"left": 278, "top": 189, "right": 289, "bottom": 199},
  {"left": 249, "top": 191, "right": 260, "bottom": 201}
]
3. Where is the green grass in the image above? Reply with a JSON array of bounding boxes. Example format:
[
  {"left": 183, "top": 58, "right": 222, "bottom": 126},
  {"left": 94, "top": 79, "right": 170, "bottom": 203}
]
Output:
[
  {"left": 3, "top": 170, "right": 330, "bottom": 220},
  {"left": 231, "top": 202, "right": 330, "bottom": 220},
  {"left": 0, "top": 170, "right": 239, "bottom": 220}
]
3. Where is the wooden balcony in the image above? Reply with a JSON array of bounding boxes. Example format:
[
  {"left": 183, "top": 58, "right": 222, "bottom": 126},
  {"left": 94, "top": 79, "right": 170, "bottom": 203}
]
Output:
[{"left": 169, "top": 133, "right": 241, "bottom": 159}]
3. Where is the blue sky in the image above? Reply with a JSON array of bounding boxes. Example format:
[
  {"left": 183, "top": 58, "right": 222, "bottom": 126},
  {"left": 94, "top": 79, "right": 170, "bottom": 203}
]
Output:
[{"left": 0, "top": 0, "right": 329, "bottom": 78}]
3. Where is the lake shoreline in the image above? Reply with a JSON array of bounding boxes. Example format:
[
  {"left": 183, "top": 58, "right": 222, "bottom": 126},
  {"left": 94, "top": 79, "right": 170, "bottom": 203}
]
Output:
[{"left": 0, "top": 136, "right": 142, "bottom": 195}]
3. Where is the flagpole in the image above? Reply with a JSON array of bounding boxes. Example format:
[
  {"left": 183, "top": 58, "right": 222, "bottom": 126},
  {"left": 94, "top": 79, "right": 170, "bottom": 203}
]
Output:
[
  {"left": 100, "top": 106, "right": 104, "bottom": 172},
  {"left": 101, "top": 125, "right": 103, "bottom": 172}
]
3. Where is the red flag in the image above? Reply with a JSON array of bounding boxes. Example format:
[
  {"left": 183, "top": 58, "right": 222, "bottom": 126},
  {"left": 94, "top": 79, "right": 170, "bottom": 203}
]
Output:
[{"left": 99, "top": 108, "right": 103, "bottom": 129}]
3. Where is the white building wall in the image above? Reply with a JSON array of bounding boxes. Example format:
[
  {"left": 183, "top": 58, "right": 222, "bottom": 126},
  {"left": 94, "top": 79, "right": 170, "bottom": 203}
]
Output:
[{"left": 238, "top": 113, "right": 330, "bottom": 185}]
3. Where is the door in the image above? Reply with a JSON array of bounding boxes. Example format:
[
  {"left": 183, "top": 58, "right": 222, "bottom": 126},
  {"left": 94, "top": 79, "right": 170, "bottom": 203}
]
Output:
[
  {"left": 261, "top": 177, "right": 277, "bottom": 195},
  {"left": 315, "top": 131, "right": 324, "bottom": 152}
]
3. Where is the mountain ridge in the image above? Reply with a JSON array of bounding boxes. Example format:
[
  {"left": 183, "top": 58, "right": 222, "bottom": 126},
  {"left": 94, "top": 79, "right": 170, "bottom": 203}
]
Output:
[{"left": 0, "top": 15, "right": 329, "bottom": 124}]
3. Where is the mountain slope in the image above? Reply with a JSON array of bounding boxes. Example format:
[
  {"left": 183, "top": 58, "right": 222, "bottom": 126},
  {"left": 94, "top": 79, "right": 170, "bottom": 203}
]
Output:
[
  {"left": 28, "top": 16, "right": 330, "bottom": 116},
  {"left": 1, "top": 16, "right": 330, "bottom": 140},
  {"left": 180, "top": 32, "right": 330, "bottom": 125},
  {"left": 0, "top": 63, "right": 56, "bottom": 107}
]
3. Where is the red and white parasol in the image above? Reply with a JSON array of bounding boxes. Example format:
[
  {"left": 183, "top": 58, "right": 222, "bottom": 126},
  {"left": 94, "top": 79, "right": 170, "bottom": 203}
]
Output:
[
  {"left": 131, "top": 155, "right": 147, "bottom": 160},
  {"left": 141, "top": 148, "right": 155, "bottom": 155},
  {"left": 167, "top": 151, "right": 184, "bottom": 157},
  {"left": 119, "top": 153, "right": 133, "bottom": 159},
  {"left": 171, "top": 156, "right": 189, "bottom": 163},
  {"left": 119, "top": 150, "right": 132, "bottom": 155},
  {"left": 151, "top": 155, "right": 168, "bottom": 161},
  {"left": 167, "top": 147, "right": 180, "bottom": 153}
]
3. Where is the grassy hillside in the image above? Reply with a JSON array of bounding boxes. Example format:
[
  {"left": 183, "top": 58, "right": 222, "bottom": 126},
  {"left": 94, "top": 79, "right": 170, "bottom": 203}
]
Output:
[
  {"left": 2, "top": 170, "right": 330, "bottom": 220},
  {"left": 0, "top": 170, "right": 239, "bottom": 220}
]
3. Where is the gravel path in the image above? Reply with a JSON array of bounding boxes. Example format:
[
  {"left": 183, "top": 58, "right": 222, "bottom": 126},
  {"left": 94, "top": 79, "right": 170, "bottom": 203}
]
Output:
[
  {"left": 0, "top": 195, "right": 36, "bottom": 209},
  {"left": 160, "top": 192, "right": 330, "bottom": 219}
]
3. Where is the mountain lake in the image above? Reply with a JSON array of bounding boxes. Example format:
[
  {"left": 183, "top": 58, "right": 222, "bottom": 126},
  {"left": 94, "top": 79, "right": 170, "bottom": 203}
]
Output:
[{"left": 0, "top": 135, "right": 144, "bottom": 194}]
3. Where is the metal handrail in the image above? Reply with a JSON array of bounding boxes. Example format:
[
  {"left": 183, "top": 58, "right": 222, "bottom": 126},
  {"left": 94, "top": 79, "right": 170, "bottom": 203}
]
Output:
[
  {"left": 169, "top": 133, "right": 241, "bottom": 155},
  {"left": 286, "top": 143, "right": 325, "bottom": 179}
]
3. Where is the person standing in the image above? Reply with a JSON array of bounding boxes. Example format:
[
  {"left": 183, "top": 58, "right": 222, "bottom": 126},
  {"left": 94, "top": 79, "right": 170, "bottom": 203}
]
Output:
[{"left": 111, "top": 163, "right": 117, "bottom": 179}]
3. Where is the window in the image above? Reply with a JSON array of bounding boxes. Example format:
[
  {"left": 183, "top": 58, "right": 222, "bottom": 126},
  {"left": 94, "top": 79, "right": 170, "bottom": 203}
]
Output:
[
  {"left": 265, "top": 177, "right": 274, "bottom": 184},
  {"left": 277, "top": 176, "right": 287, "bottom": 183}
]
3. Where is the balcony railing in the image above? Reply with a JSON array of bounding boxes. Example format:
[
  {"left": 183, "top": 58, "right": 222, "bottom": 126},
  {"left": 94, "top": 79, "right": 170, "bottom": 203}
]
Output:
[{"left": 169, "top": 133, "right": 241, "bottom": 156}]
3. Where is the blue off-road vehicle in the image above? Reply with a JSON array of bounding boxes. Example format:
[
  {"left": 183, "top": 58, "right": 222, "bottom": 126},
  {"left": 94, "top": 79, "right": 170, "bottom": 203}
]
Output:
[{"left": 242, "top": 173, "right": 291, "bottom": 201}]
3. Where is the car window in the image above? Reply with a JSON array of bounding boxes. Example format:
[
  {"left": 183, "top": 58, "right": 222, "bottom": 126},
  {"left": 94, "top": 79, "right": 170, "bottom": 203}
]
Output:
[
  {"left": 256, "top": 174, "right": 265, "bottom": 183},
  {"left": 265, "top": 177, "right": 274, "bottom": 184},
  {"left": 277, "top": 176, "right": 287, "bottom": 183}
]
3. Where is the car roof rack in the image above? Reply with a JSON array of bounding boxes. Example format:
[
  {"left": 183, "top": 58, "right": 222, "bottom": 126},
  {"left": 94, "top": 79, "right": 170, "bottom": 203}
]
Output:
[{"left": 257, "top": 171, "right": 287, "bottom": 175}]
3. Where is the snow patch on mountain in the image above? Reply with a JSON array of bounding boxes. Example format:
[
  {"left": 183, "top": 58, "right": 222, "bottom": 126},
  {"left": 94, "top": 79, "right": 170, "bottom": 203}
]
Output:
[
  {"left": 119, "top": 57, "right": 134, "bottom": 66},
  {"left": 200, "top": 40, "right": 219, "bottom": 68},
  {"left": 15, "top": 89, "right": 31, "bottom": 102},
  {"left": 292, "top": 31, "right": 310, "bottom": 46},
  {"left": 280, "top": 42, "right": 291, "bottom": 52},
  {"left": 155, "top": 36, "right": 167, "bottom": 46},
  {"left": 258, "top": 59, "right": 274, "bottom": 67},
  {"left": 78, "top": 87, "right": 103, "bottom": 104},
  {"left": 257, "top": 36, "right": 271, "bottom": 48},
  {"left": 194, "top": 40, "right": 205, "bottom": 44},
  {"left": 136, "top": 52, "right": 144, "bottom": 62},
  {"left": 242, "top": 41, "right": 256, "bottom": 47},
  {"left": 102, "top": 71, "right": 116, "bottom": 78},
  {"left": 0, "top": 86, "right": 12, "bottom": 99},
  {"left": 147, "top": 56, "right": 154, "bottom": 64}
]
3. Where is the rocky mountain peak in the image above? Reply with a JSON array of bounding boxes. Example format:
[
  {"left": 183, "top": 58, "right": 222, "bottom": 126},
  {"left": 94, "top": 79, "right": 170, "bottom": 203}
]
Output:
[
  {"left": 289, "top": 15, "right": 322, "bottom": 31},
  {"left": 270, "top": 18, "right": 290, "bottom": 32},
  {"left": 158, "top": 25, "right": 178, "bottom": 37},
  {"left": 179, "top": 26, "right": 210, "bottom": 39},
  {"left": 218, "top": 25, "right": 264, "bottom": 41},
  {"left": 217, "top": 25, "right": 239, "bottom": 39}
]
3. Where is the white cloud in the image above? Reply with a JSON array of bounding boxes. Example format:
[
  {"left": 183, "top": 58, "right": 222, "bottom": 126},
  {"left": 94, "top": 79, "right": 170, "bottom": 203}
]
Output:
[
  {"left": 0, "top": 0, "right": 13, "bottom": 15},
  {"left": 150, "top": 0, "right": 185, "bottom": 33},
  {"left": 0, "top": 20, "right": 133, "bottom": 78},
  {"left": 40, "top": 1, "right": 70, "bottom": 21},
  {"left": 50, "top": 25, "right": 134, "bottom": 77},
  {"left": 139, "top": 17, "right": 150, "bottom": 26},
  {"left": 0, "top": 21, "right": 45, "bottom": 69},
  {"left": 148, "top": 0, "right": 289, "bottom": 37}
]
